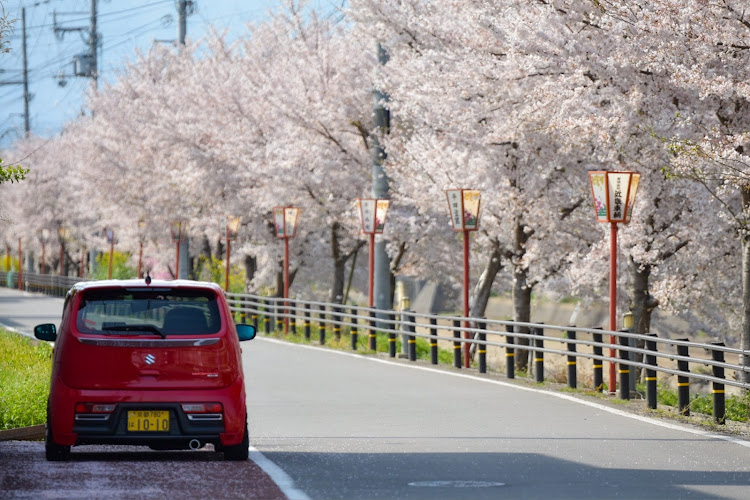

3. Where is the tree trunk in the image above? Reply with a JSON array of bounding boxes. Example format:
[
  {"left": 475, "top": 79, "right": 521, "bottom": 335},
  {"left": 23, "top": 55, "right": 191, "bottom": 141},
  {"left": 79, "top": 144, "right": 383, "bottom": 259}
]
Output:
[
  {"left": 629, "top": 257, "right": 658, "bottom": 382},
  {"left": 741, "top": 188, "right": 750, "bottom": 385},
  {"left": 388, "top": 242, "right": 407, "bottom": 307},
  {"left": 469, "top": 242, "right": 503, "bottom": 358},
  {"left": 470, "top": 242, "right": 503, "bottom": 318},
  {"left": 244, "top": 254, "right": 257, "bottom": 290},
  {"left": 328, "top": 222, "right": 365, "bottom": 304},
  {"left": 513, "top": 266, "right": 532, "bottom": 372}
]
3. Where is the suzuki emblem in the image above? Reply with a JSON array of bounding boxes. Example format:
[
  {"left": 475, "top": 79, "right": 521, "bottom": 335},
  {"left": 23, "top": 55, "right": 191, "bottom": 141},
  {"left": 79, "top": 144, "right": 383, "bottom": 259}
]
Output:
[{"left": 144, "top": 354, "right": 156, "bottom": 365}]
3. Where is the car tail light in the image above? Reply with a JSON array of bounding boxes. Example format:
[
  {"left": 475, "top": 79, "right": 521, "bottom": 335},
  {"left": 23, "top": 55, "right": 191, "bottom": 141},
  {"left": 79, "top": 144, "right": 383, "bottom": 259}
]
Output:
[
  {"left": 181, "top": 403, "right": 223, "bottom": 413},
  {"left": 181, "top": 403, "right": 223, "bottom": 421},
  {"left": 74, "top": 403, "right": 116, "bottom": 422},
  {"left": 75, "top": 403, "right": 116, "bottom": 413}
]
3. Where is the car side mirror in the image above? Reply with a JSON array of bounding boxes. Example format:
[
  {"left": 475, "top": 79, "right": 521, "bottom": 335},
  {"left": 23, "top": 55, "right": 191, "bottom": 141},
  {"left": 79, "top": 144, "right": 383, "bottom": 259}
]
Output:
[
  {"left": 34, "top": 323, "right": 57, "bottom": 342},
  {"left": 236, "top": 324, "right": 256, "bottom": 342}
]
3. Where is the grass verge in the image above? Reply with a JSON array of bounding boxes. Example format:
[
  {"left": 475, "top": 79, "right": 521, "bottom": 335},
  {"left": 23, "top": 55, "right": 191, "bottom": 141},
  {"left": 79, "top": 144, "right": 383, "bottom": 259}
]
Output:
[{"left": 0, "top": 329, "right": 52, "bottom": 430}]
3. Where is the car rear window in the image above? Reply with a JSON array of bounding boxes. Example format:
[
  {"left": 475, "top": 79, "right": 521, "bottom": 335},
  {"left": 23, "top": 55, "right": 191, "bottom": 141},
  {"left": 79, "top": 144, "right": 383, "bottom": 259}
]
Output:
[{"left": 76, "top": 288, "right": 221, "bottom": 336}]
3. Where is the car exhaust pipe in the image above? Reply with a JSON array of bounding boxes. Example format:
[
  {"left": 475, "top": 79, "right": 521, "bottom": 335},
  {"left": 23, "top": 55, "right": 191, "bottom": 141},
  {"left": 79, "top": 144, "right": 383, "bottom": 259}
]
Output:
[{"left": 188, "top": 439, "right": 201, "bottom": 450}]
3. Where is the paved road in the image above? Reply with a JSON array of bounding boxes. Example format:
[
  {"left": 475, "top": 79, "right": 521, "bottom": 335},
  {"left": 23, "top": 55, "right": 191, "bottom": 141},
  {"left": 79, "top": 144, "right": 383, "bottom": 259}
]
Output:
[{"left": 3, "top": 288, "right": 750, "bottom": 499}]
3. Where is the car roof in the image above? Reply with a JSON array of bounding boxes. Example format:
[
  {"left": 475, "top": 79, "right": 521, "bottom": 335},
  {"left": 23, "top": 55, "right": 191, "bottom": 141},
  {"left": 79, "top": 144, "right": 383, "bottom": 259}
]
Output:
[{"left": 69, "top": 279, "right": 224, "bottom": 293}]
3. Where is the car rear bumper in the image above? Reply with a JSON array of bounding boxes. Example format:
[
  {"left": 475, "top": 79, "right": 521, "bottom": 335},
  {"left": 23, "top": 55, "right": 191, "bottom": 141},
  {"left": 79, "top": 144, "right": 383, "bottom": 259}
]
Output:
[{"left": 49, "top": 375, "right": 247, "bottom": 447}]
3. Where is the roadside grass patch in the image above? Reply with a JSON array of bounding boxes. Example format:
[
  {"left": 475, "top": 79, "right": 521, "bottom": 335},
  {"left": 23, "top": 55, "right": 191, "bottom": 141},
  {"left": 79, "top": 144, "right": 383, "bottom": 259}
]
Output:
[{"left": 0, "top": 329, "right": 52, "bottom": 429}]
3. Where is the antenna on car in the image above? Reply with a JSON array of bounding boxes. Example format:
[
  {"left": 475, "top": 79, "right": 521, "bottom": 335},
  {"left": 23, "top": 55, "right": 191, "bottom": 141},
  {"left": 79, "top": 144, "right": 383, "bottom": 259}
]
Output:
[{"left": 145, "top": 272, "right": 152, "bottom": 285}]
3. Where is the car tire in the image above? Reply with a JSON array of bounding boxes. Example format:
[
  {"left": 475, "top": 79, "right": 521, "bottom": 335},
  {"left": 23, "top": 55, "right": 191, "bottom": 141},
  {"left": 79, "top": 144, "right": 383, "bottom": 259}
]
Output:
[
  {"left": 45, "top": 408, "right": 70, "bottom": 462},
  {"left": 223, "top": 421, "right": 249, "bottom": 461}
]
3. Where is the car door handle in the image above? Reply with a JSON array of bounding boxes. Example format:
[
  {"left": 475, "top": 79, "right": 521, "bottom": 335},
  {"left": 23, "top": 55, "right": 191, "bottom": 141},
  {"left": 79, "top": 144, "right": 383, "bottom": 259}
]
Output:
[{"left": 138, "top": 369, "right": 160, "bottom": 376}]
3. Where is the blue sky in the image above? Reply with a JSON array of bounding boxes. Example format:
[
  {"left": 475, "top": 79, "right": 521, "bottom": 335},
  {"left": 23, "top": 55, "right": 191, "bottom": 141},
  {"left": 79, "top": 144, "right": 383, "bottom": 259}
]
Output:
[{"left": 1, "top": 0, "right": 341, "bottom": 148}]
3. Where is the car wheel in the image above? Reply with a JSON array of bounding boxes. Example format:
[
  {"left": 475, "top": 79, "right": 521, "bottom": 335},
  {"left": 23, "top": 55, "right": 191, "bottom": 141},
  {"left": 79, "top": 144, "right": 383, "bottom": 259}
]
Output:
[
  {"left": 223, "top": 421, "right": 249, "bottom": 461},
  {"left": 45, "top": 408, "right": 70, "bottom": 462}
]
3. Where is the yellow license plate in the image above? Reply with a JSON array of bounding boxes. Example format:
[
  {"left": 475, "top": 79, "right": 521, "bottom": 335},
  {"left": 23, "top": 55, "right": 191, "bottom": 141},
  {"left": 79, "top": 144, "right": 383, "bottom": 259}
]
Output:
[{"left": 127, "top": 410, "right": 170, "bottom": 432}]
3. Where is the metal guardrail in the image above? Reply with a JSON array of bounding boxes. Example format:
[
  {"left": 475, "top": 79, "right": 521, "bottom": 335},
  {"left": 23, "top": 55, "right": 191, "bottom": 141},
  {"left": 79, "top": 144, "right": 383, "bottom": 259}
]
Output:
[
  {"left": 3, "top": 272, "right": 746, "bottom": 423},
  {"left": 227, "top": 293, "right": 750, "bottom": 425}
]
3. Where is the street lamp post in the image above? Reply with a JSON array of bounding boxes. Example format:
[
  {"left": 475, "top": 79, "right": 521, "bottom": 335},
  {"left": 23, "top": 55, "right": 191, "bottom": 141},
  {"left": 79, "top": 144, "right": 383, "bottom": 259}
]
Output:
[
  {"left": 588, "top": 170, "right": 641, "bottom": 393},
  {"left": 355, "top": 198, "right": 390, "bottom": 308},
  {"left": 273, "top": 207, "right": 300, "bottom": 334},
  {"left": 446, "top": 189, "right": 481, "bottom": 369},
  {"left": 221, "top": 215, "right": 241, "bottom": 291}
]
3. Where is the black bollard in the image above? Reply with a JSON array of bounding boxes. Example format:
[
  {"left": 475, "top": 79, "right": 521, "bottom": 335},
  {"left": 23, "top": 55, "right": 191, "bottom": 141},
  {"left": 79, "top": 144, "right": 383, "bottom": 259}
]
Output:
[
  {"left": 645, "top": 334, "right": 658, "bottom": 409},
  {"left": 676, "top": 339, "right": 690, "bottom": 416},
  {"left": 711, "top": 342, "right": 726, "bottom": 425},
  {"left": 593, "top": 329, "right": 604, "bottom": 392},
  {"left": 566, "top": 330, "right": 577, "bottom": 389},
  {"left": 505, "top": 325, "right": 515, "bottom": 379}
]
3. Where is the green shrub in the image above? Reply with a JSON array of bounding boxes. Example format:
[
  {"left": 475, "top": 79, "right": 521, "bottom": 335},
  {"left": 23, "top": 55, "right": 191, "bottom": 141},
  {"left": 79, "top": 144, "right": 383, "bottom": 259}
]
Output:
[
  {"left": 92, "top": 251, "right": 136, "bottom": 280},
  {"left": 194, "top": 255, "right": 245, "bottom": 293},
  {"left": 0, "top": 330, "right": 52, "bottom": 429}
]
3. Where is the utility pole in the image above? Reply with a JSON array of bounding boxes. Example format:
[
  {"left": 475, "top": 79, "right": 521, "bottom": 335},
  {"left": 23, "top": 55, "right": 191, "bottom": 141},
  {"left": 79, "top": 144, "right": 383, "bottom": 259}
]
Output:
[
  {"left": 0, "top": 7, "right": 31, "bottom": 137},
  {"left": 372, "top": 43, "right": 391, "bottom": 312},
  {"left": 89, "top": 0, "right": 98, "bottom": 88},
  {"left": 21, "top": 8, "right": 29, "bottom": 135},
  {"left": 53, "top": 0, "right": 98, "bottom": 87},
  {"left": 177, "top": 0, "right": 193, "bottom": 279},
  {"left": 177, "top": 0, "right": 188, "bottom": 45}
]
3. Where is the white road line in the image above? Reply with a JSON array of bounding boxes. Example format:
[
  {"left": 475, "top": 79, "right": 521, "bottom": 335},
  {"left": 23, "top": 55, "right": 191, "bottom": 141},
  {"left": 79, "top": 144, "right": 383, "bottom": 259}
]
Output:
[{"left": 249, "top": 445, "right": 312, "bottom": 500}]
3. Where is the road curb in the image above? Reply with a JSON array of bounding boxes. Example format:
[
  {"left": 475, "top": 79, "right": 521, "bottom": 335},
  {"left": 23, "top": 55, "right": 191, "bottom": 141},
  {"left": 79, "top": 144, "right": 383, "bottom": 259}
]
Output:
[{"left": 0, "top": 424, "right": 45, "bottom": 441}]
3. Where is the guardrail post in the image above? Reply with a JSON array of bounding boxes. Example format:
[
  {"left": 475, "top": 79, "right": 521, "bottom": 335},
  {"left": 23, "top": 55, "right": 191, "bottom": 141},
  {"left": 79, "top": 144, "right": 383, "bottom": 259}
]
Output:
[
  {"left": 332, "top": 306, "right": 342, "bottom": 341},
  {"left": 289, "top": 299, "right": 296, "bottom": 334},
  {"left": 593, "top": 329, "right": 604, "bottom": 391},
  {"left": 711, "top": 342, "right": 726, "bottom": 425},
  {"left": 618, "top": 333, "right": 630, "bottom": 400},
  {"left": 533, "top": 326, "right": 544, "bottom": 383},
  {"left": 677, "top": 339, "right": 690, "bottom": 416},
  {"left": 240, "top": 310, "right": 246, "bottom": 325},
  {"left": 645, "top": 334, "right": 658, "bottom": 409},
  {"left": 275, "top": 299, "right": 284, "bottom": 332},
  {"left": 407, "top": 311, "right": 416, "bottom": 361},
  {"left": 478, "top": 318, "right": 487, "bottom": 374},
  {"left": 351, "top": 308, "right": 358, "bottom": 350},
  {"left": 368, "top": 310, "right": 377, "bottom": 351},
  {"left": 318, "top": 305, "right": 326, "bottom": 345},
  {"left": 429, "top": 317, "right": 438, "bottom": 365},
  {"left": 453, "top": 319, "right": 461, "bottom": 368},
  {"left": 388, "top": 311, "right": 397, "bottom": 358},
  {"left": 505, "top": 325, "right": 515, "bottom": 379},
  {"left": 263, "top": 299, "right": 271, "bottom": 335},
  {"left": 304, "top": 303, "right": 311, "bottom": 341},
  {"left": 566, "top": 330, "right": 577, "bottom": 389}
]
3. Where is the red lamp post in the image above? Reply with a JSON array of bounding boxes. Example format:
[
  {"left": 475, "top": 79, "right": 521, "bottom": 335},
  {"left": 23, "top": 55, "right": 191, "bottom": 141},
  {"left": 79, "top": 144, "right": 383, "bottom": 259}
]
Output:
[
  {"left": 170, "top": 221, "right": 184, "bottom": 280},
  {"left": 220, "top": 215, "right": 241, "bottom": 291},
  {"left": 446, "top": 189, "right": 481, "bottom": 369},
  {"left": 355, "top": 198, "right": 390, "bottom": 308},
  {"left": 588, "top": 170, "right": 641, "bottom": 393},
  {"left": 273, "top": 207, "right": 301, "bottom": 333}
]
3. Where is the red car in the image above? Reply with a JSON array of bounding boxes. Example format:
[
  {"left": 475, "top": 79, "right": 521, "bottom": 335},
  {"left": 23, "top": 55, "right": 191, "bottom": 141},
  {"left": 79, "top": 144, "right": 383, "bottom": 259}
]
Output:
[{"left": 34, "top": 278, "right": 256, "bottom": 461}]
